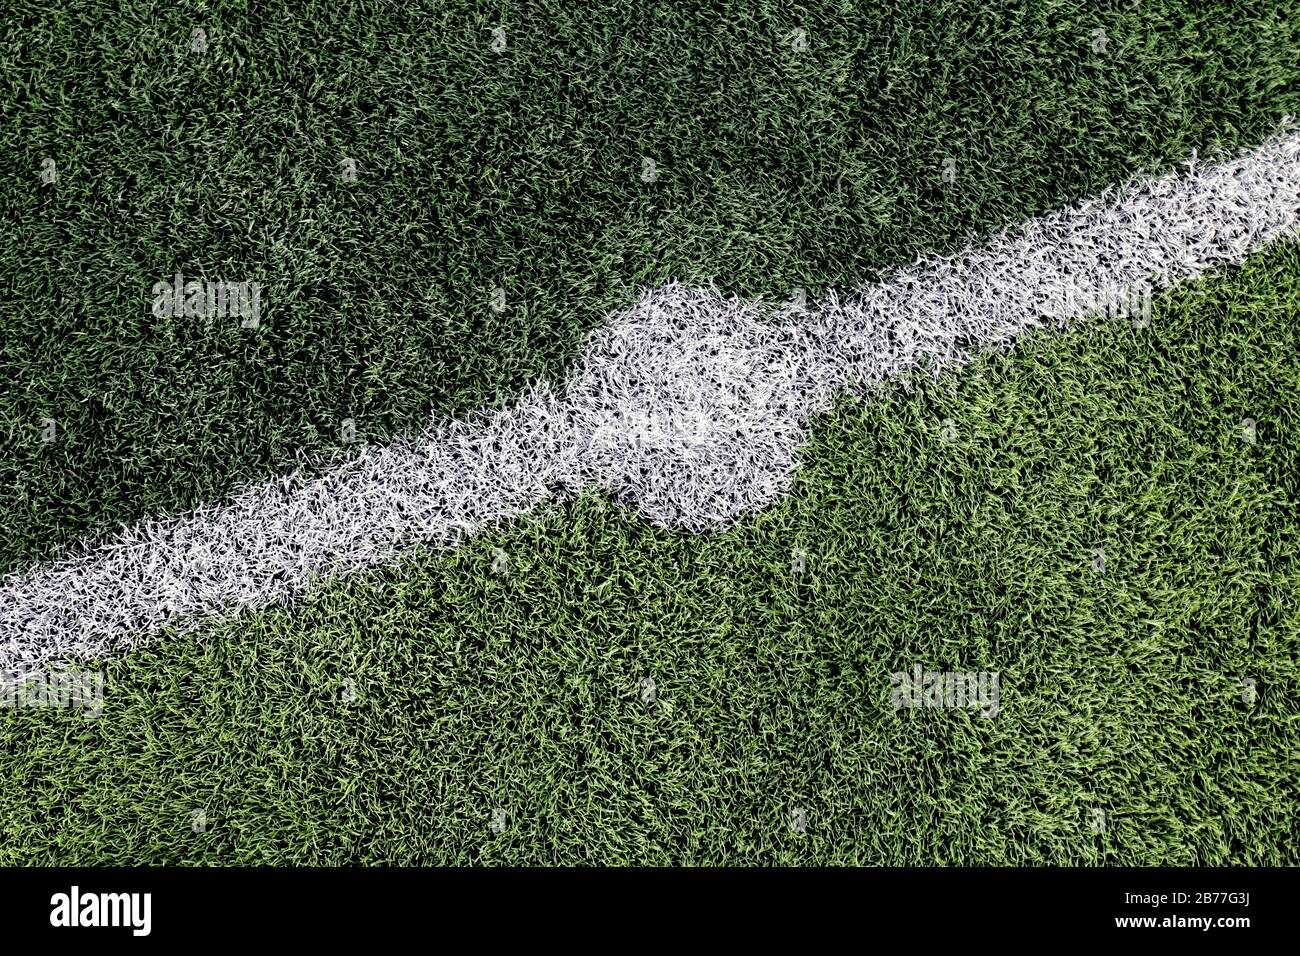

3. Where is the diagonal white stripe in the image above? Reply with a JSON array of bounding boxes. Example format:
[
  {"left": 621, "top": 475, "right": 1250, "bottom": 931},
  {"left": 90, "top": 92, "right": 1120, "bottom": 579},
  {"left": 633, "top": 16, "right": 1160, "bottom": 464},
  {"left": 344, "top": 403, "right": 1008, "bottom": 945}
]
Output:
[{"left": 5, "top": 124, "right": 1300, "bottom": 682}]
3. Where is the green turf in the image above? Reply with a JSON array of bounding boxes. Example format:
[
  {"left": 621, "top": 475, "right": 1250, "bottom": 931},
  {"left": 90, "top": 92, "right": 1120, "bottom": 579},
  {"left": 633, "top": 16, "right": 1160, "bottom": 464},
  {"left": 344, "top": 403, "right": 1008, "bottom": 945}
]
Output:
[
  {"left": 2, "top": 240, "right": 1296, "bottom": 865},
  {"left": 3, "top": 0, "right": 1299, "bottom": 569}
]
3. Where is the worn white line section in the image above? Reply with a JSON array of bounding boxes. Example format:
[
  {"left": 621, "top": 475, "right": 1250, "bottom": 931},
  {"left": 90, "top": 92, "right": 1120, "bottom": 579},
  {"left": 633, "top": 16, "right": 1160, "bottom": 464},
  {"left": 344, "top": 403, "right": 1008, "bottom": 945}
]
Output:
[{"left": 4, "top": 125, "right": 1300, "bottom": 681}]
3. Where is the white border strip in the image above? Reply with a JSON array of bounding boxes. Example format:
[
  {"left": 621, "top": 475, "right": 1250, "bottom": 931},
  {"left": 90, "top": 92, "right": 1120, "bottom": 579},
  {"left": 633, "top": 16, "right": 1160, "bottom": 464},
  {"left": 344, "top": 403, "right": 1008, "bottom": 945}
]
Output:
[{"left": 4, "top": 125, "right": 1300, "bottom": 681}]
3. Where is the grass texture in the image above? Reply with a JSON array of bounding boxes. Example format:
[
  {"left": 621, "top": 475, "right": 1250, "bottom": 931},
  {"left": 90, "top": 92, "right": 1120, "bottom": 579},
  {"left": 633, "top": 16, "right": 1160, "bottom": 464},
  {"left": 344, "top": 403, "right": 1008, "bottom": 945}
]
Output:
[
  {"left": 1, "top": 240, "right": 1296, "bottom": 865},
  {"left": 3, "top": 0, "right": 1300, "bottom": 569}
]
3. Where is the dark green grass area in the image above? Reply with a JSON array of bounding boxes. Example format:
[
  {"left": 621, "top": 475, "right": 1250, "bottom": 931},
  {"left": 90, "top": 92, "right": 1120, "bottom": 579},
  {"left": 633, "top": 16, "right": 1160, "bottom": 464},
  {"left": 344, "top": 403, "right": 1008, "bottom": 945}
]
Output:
[
  {"left": 2, "top": 242, "right": 1297, "bottom": 865},
  {"left": 3, "top": 0, "right": 1299, "bottom": 569}
]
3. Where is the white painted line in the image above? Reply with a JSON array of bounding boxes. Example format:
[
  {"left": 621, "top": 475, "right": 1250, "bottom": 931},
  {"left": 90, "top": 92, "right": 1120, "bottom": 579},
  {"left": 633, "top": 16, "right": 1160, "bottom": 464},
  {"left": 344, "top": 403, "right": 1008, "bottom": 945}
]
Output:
[{"left": 4, "top": 124, "right": 1299, "bottom": 682}]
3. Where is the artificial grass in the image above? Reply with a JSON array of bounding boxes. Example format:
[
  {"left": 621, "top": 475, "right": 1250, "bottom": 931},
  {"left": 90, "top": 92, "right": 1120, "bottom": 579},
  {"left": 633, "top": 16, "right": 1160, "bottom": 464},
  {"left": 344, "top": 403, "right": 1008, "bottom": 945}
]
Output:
[
  {"left": 3, "top": 0, "right": 1300, "bottom": 570},
  {"left": 1, "top": 239, "right": 1295, "bottom": 866}
]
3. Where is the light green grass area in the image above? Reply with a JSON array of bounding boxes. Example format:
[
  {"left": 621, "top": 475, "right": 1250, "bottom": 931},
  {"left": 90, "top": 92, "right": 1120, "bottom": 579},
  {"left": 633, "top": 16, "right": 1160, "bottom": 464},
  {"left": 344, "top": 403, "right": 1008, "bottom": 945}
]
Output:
[
  {"left": 2, "top": 241, "right": 1296, "bottom": 865},
  {"left": 3, "top": 0, "right": 1299, "bottom": 569}
]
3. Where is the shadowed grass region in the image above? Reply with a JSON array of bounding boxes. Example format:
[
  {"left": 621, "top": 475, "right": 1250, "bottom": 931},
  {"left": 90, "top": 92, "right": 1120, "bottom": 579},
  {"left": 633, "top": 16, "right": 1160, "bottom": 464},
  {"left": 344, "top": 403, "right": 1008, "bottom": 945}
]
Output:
[
  {"left": 1, "top": 241, "right": 1296, "bottom": 865},
  {"left": 3, "top": 0, "right": 1300, "bottom": 569}
]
